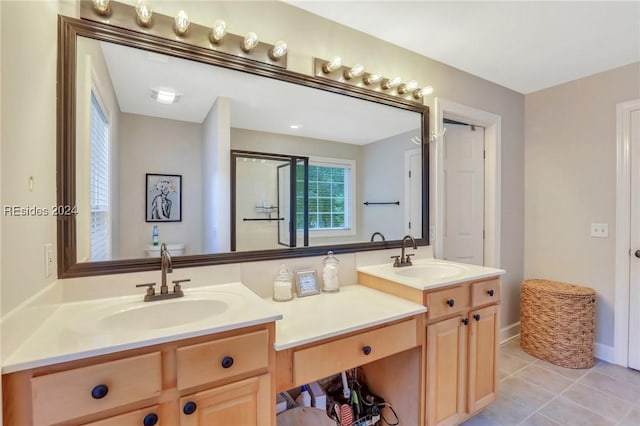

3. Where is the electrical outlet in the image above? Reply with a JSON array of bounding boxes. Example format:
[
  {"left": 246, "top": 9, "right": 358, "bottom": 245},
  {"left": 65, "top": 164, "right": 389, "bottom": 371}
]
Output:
[
  {"left": 590, "top": 223, "right": 609, "bottom": 238},
  {"left": 44, "top": 243, "right": 54, "bottom": 278}
]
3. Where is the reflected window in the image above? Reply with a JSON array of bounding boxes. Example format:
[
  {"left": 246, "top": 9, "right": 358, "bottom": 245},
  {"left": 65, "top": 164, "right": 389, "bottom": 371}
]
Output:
[
  {"left": 89, "top": 92, "right": 111, "bottom": 261},
  {"left": 297, "top": 159, "right": 354, "bottom": 232}
]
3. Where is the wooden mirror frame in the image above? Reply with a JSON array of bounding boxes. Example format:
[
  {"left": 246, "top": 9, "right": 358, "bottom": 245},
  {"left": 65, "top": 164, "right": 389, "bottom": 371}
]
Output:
[{"left": 57, "top": 15, "right": 430, "bottom": 278}]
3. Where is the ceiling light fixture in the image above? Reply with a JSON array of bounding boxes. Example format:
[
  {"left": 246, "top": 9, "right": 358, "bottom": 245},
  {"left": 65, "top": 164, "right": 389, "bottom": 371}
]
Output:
[
  {"left": 174, "top": 10, "right": 190, "bottom": 36},
  {"left": 135, "top": 0, "right": 152, "bottom": 26},
  {"left": 397, "top": 80, "right": 418, "bottom": 94},
  {"left": 290, "top": 124, "right": 302, "bottom": 129},
  {"left": 363, "top": 72, "right": 383, "bottom": 85},
  {"left": 322, "top": 56, "right": 342, "bottom": 74},
  {"left": 151, "top": 88, "right": 181, "bottom": 104},
  {"left": 344, "top": 64, "right": 365, "bottom": 80},
  {"left": 209, "top": 19, "right": 227, "bottom": 44},
  {"left": 92, "top": 0, "right": 110, "bottom": 15},
  {"left": 242, "top": 32, "right": 259, "bottom": 52},
  {"left": 381, "top": 76, "right": 402, "bottom": 90},
  {"left": 269, "top": 40, "right": 288, "bottom": 60}
]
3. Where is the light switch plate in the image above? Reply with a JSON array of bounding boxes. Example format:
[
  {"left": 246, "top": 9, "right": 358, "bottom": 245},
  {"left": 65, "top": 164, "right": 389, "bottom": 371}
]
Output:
[
  {"left": 590, "top": 223, "right": 609, "bottom": 238},
  {"left": 44, "top": 243, "right": 54, "bottom": 277}
]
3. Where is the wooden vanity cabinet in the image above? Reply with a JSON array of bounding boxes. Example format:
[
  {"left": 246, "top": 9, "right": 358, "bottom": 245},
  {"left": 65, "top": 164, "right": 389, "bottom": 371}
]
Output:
[
  {"left": 2, "top": 323, "right": 276, "bottom": 426},
  {"left": 359, "top": 274, "right": 501, "bottom": 426}
]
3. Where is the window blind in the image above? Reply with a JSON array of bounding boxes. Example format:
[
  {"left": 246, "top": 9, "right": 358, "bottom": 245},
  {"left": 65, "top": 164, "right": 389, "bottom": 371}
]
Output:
[{"left": 90, "top": 92, "right": 110, "bottom": 261}]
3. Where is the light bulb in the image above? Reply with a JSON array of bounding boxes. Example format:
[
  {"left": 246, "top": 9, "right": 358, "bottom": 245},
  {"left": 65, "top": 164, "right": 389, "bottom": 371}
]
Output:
[
  {"left": 269, "top": 40, "right": 288, "bottom": 60},
  {"left": 381, "top": 76, "right": 402, "bottom": 90},
  {"left": 344, "top": 64, "right": 365, "bottom": 80},
  {"left": 242, "top": 32, "right": 259, "bottom": 52},
  {"left": 174, "top": 10, "right": 190, "bottom": 35},
  {"left": 322, "top": 56, "right": 342, "bottom": 73},
  {"left": 398, "top": 80, "right": 418, "bottom": 94},
  {"left": 209, "top": 19, "right": 227, "bottom": 44},
  {"left": 414, "top": 86, "right": 434, "bottom": 99},
  {"left": 92, "top": 0, "right": 110, "bottom": 15},
  {"left": 363, "top": 72, "right": 383, "bottom": 85},
  {"left": 135, "top": 0, "right": 152, "bottom": 26}
]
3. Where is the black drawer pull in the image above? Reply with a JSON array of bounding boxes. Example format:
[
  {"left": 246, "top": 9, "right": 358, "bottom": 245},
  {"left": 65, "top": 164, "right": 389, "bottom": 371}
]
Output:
[
  {"left": 446, "top": 299, "right": 455, "bottom": 307},
  {"left": 91, "top": 384, "right": 109, "bottom": 400},
  {"left": 143, "top": 413, "right": 159, "bottom": 426},
  {"left": 221, "top": 356, "right": 234, "bottom": 369},
  {"left": 461, "top": 318, "right": 469, "bottom": 325},
  {"left": 362, "top": 345, "right": 372, "bottom": 356},
  {"left": 487, "top": 289, "right": 495, "bottom": 297},
  {"left": 473, "top": 314, "right": 481, "bottom": 321},
  {"left": 183, "top": 401, "right": 198, "bottom": 415}
]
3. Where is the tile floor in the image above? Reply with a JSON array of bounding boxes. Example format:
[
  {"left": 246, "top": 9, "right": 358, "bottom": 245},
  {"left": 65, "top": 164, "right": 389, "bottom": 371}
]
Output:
[{"left": 462, "top": 337, "right": 640, "bottom": 426}]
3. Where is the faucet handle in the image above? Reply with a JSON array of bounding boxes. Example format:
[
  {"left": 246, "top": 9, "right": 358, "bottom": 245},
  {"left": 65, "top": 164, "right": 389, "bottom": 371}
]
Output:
[
  {"left": 390, "top": 255, "right": 401, "bottom": 267},
  {"left": 172, "top": 279, "right": 190, "bottom": 292},
  {"left": 404, "top": 253, "right": 415, "bottom": 265},
  {"left": 136, "top": 282, "right": 156, "bottom": 296}
]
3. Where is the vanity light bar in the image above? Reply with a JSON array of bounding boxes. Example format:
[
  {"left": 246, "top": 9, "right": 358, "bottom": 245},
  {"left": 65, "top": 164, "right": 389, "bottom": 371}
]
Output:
[
  {"left": 313, "top": 57, "right": 434, "bottom": 103},
  {"left": 82, "top": 0, "right": 287, "bottom": 68}
]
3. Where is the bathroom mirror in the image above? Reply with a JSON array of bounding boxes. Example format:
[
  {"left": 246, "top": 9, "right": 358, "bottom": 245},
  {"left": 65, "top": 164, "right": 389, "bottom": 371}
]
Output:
[{"left": 58, "top": 16, "right": 429, "bottom": 277}]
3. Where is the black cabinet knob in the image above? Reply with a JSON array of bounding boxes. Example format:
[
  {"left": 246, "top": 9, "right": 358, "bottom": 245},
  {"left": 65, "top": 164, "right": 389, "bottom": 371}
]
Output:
[
  {"left": 461, "top": 318, "right": 469, "bottom": 325},
  {"left": 183, "top": 401, "right": 198, "bottom": 415},
  {"left": 221, "top": 356, "right": 234, "bottom": 369},
  {"left": 635, "top": 250, "right": 640, "bottom": 258},
  {"left": 487, "top": 289, "right": 495, "bottom": 297},
  {"left": 446, "top": 299, "right": 455, "bottom": 307},
  {"left": 362, "top": 345, "right": 372, "bottom": 356},
  {"left": 143, "top": 413, "right": 159, "bottom": 426},
  {"left": 473, "top": 314, "right": 481, "bottom": 321},
  {"left": 91, "top": 384, "right": 109, "bottom": 400}
]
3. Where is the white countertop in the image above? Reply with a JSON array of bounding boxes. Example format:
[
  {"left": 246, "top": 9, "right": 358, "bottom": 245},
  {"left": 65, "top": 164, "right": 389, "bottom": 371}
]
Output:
[
  {"left": 266, "top": 285, "right": 427, "bottom": 351},
  {"left": 357, "top": 258, "right": 505, "bottom": 290},
  {"left": 2, "top": 283, "right": 282, "bottom": 374}
]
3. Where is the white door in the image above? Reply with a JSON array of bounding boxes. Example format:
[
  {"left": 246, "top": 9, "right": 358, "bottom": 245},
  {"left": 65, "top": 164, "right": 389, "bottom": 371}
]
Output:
[
  {"left": 405, "top": 149, "right": 422, "bottom": 236},
  {"left": 443, "top": 123, "right": 484, "bottom": 265},
  {"left": 629, "top": 109, "right": 640, "bottom": 370}
]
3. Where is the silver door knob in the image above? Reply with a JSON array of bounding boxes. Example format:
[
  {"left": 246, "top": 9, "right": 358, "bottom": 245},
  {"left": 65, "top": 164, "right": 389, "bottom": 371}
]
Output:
[{"left": 635, "top": 250, "right": 640, "bottom": 259}]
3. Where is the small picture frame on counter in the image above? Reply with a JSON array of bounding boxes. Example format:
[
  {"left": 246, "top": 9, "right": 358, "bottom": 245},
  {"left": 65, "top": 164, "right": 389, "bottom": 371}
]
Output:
[{"left": 294, "top": 269, "right": 320, "bottom": 297}]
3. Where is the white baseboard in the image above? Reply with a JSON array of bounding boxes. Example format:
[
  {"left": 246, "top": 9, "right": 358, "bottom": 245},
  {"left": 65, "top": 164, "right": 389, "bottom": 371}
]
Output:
[
  {"left": 595, "top": 342, "right": 614, "bottom": 363},
  {"left": 500, "top": 321, "right": 521, "bottom": 344}
]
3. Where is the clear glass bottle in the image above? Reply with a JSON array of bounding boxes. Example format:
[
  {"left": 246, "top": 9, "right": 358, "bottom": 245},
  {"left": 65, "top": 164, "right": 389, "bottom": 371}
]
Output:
[
  {"left": 322, "top": 251, "right": 340, "bottom": 292},
  {"left": 272, "top": 264, "right": 293, "bottom": 301}
]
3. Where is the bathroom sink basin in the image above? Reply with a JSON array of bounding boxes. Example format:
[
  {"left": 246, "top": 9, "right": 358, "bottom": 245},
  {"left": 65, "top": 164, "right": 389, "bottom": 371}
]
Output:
[
  {"left": 98, "top": 299, "right": 229, "bottom": 331},
  {"left": 393, "top": 264, "right": 466, "bottom": 280}
]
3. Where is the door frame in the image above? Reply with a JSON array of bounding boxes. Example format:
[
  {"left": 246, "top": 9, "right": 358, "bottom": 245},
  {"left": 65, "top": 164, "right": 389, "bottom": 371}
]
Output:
[
  {"left": 613, "top": 98, "right": 640, "bottom": 367},
  {"left": 433, "top": 98, "right": 501, "bottom": 268}
]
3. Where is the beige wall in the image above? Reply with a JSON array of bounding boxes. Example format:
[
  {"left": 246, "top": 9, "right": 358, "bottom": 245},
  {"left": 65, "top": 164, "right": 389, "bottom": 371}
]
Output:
[
  {"left": 1, "top": 1, "right": 524, "bottom": 331},
  {"left": 119, "top": 113, "right": 202, "bottom": 258},
  {"left": 525, "top": 62, "right": 640, "bottom": 347}
]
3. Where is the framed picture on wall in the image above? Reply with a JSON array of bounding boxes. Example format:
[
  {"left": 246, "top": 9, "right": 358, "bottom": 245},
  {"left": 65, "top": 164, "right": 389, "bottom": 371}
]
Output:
[{"left": 146, "top": 173, "right": 182, "bottom": 222}]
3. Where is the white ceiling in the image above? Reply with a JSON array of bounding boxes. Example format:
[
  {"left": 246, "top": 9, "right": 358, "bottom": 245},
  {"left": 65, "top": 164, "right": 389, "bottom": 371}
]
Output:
[
  {"left": 100, "top": 41, "right": 421, "bottom": 144},
  {"left": 285, "top": 1, "right": 640, "bottom": 94}
]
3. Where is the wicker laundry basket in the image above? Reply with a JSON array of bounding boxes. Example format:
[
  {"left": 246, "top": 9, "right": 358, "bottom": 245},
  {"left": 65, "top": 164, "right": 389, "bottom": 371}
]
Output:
[{"left": 520, "top": 279, "right": 596, "bottom": 368}]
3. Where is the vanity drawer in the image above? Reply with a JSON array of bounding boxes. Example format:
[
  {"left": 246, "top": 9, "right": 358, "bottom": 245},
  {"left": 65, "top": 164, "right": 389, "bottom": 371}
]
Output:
[
  {"left": 83, "top": 405, "right": 160, "bottom": 426},
  {"left": 426, "top": 286, "right": 470, "bottom": 320},
  {"left": 176, "top": 330, "right": 269, "bottom": 390},
  {"left": 31, "top": 352, "right": 162, "bottom": 426},
  {"left": 292, "top": 319, "right": 418, "bottom": 386},
  {"left": 471, "top": 278, "right": 501, "bottom": 307}
]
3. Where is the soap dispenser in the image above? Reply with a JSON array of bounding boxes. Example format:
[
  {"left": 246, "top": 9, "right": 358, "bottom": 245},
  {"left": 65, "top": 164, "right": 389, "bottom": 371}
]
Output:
[
  {"left": 322, "top": 251, "right": 340, "bottom": 292},
  {"left": 272, "top": 264, "right": 293, "bottom": 301}
]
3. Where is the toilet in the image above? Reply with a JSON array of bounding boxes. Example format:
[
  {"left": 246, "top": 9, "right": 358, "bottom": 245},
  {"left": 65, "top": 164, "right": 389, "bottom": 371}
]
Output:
[{"left": 145, "top": 243, "right": 185, "bottom": 257}]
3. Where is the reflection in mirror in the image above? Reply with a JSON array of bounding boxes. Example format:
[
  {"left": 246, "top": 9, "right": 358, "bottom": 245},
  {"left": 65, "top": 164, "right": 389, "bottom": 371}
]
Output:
[{"left": 74, "top": 35, "right": 425, "bottom": 263}]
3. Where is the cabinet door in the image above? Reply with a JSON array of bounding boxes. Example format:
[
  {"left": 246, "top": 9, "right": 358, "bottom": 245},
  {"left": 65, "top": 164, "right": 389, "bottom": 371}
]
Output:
[
  {"left": 426, "top": 315, "right": 467, "bottom": 426},
  {"left": 180, "top": 374, "right": 271, "bottom": 426},
  {"left": 467, "top": 304, "right": 499, "bottom": 413}
]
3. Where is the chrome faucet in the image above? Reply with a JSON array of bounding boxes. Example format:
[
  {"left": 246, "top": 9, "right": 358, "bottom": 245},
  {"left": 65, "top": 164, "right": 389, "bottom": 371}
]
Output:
[
  {"left": 391, "top": 235, "right": 417, "bottom": 267},
  {"left": 160, "top": 242, "right": 172, "bottom": 294},
  {"left": 370, "top": 231, "right": 386, "bottom": 242},
  {"left": 135, "top": 243, "right": 189, "bottom": 302}
]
